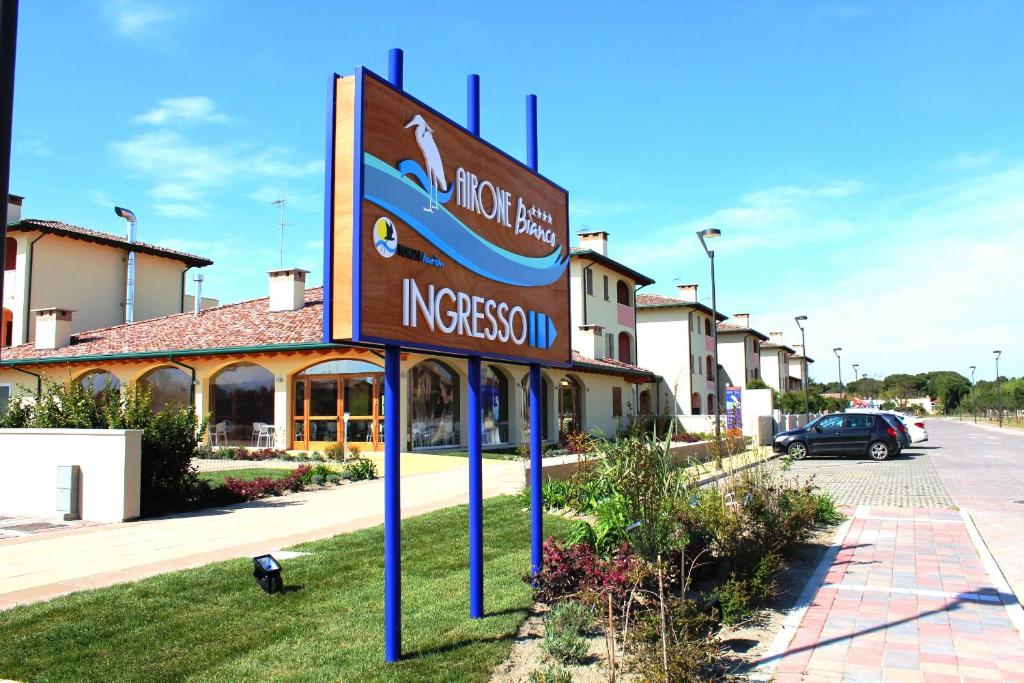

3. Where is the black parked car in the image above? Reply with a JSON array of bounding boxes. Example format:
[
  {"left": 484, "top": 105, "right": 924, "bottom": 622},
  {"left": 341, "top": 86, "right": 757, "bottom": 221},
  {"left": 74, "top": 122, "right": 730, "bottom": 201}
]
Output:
[{"left": 772, "top": 412, "right": 901, "bottom": 461}]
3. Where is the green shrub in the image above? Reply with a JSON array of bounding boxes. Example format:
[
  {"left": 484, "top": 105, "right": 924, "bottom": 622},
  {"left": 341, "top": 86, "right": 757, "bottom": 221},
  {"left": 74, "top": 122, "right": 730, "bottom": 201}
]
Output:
[
  {"left": 541, "top": 601, "right": 590, "bottom": 664},
  {"left": 813, "top": 491, "right": 845, "bottom": 525},
  {"left": 299, "top": 464, "right": 342, "bottom": 486},
  {"left": 324, "top": 442, "right": 346, "bottom": 461},
  {"left": 342, "top": 458, "right": 377, "bottom": 481},
  {"left": 527, "top": 664, "right": 572, "bottom": 683}
]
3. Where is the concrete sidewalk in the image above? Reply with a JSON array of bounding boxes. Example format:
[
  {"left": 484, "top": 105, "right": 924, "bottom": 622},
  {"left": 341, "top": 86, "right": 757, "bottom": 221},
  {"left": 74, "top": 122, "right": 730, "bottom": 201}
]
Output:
[
  {"left": 768, "top": 506, "right": 1024, "bottom": 682},
  {"left": 0, "top": 457, "right": 523, "bottom": 611}
]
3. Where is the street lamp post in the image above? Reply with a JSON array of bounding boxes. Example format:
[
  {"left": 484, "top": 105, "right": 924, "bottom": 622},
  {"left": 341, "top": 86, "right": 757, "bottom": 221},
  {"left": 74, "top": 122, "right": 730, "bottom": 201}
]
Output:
[
  {"left": 969, "top": 365, "right": 976, "bottom": 424},
  {"left": 852, "top": 364, "right": 859, "bottom": 383},
  {"left": 795, "top": 316, "right": 810, "bottom": 422},
  {"left": 994, "top": 350, "right": 1002, "bottom": 428},
  {"left": 833, "top": 347, "right": 843, "bottom": 403},
  {"left": 697, "top": 228, "right": 722, "bottom": 465}
]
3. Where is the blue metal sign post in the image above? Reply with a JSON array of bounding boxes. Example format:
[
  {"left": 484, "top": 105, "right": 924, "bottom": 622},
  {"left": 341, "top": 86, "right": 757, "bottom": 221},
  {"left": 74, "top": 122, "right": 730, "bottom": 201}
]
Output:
[
  {"left": 526, "top": 94, "right": 544, "bottom": 577},
  {"left": 383, "top": 48, "right": 404, "bottom": 664},
  {"left": 466, "top": 72, "right": 485, "bottom": 620}
]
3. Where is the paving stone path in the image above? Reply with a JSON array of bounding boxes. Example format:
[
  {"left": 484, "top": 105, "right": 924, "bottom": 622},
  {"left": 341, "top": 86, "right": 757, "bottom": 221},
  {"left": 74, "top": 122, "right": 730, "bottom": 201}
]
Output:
[
  {"left": 768, "top": 506, "right": 1024, "bottom": 682},
  {"left": 779, "top": 452, "right": 954, "bottom": 509}
]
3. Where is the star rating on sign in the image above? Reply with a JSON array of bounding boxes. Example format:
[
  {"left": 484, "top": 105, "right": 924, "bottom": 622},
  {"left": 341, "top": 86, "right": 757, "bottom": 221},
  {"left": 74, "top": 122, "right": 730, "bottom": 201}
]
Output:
[{"left": 527, "top": 205, "right": 553, "bottom": 224}]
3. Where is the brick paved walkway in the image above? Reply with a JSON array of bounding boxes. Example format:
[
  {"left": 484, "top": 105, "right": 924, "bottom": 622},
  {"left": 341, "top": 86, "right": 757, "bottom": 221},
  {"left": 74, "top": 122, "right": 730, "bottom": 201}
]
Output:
[
  {"left": 781, "top": 453, "right": 954, "bottom": 509},
  {"left": 771, "top": 506, "right": 1024, "bottom": 682}
]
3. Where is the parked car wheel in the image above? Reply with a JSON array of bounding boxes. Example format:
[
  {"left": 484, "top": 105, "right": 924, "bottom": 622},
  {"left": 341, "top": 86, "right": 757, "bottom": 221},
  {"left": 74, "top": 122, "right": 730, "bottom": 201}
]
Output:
[
  {"left": 788, "top": 442, "right": 808, "bottom": 460},
  {"left": 868, "top": 441, "right": 890, "bottom": 461}
]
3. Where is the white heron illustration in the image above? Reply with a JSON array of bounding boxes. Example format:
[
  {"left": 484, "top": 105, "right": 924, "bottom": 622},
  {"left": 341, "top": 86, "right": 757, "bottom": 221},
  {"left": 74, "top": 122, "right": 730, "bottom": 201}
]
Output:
[{"left": 405, "top": 114, "right": 447, "bottom": 212}]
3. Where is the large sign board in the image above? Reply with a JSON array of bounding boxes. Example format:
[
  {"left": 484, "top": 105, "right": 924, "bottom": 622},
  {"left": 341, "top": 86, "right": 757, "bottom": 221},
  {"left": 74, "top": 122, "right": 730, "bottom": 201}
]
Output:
[{"left": 324, "top": 69, "right": 571, "bottom": 365}]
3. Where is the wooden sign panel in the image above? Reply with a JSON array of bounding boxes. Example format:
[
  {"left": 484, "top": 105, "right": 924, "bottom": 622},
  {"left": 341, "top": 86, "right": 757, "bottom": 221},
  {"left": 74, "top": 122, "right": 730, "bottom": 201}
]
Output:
[{"left": 325, "top": 69, "right": 570, "bottom": 366}]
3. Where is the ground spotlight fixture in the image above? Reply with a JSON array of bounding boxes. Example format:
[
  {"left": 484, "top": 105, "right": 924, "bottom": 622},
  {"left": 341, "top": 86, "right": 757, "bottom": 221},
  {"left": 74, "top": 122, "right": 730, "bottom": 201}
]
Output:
[{"left": 252, "top": 554, "right": 283, "bottom": 594}]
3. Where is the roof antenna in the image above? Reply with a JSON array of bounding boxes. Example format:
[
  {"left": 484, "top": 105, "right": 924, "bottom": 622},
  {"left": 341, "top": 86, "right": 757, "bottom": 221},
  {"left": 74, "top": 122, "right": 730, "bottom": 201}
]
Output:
[{"left": 271, "top": 196, "right": 286, "bottom": 268}]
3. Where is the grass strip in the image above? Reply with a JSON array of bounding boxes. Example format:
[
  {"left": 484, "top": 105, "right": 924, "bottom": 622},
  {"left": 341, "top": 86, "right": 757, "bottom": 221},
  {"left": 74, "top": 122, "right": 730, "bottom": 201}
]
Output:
[
  {"left": 198, "top": 467, "right": 298, "bottom": 488},
  {"left": 0, "top": 496, "right": 570, "bottom": 683}
]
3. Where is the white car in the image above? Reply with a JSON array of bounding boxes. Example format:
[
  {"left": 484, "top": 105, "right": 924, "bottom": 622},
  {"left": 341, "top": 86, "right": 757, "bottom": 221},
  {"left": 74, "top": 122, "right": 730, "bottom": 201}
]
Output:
[{"left": 895, "top": 414, "right": 928, "bottom": 443}]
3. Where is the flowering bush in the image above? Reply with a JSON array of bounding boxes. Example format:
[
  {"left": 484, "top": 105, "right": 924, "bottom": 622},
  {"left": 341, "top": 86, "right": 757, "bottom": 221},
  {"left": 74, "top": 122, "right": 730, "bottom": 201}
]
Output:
[
  {"left": 670, "top": 432, "right": 702, "bottom": 443},
  {"left": 235, "top": 448, "right": 287, "bottom": 461},
  {"left": 222, "top": 465, "right": 311, "bottom": 501},
  {"left": 528, "top": 537, "right": 639, "bottom": 611}
]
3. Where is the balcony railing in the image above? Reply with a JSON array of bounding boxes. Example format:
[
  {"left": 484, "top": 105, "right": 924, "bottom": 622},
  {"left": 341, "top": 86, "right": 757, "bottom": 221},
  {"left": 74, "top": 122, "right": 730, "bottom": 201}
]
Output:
[{"left": 616, "top": 303, "right": 633, "bottom": 327}]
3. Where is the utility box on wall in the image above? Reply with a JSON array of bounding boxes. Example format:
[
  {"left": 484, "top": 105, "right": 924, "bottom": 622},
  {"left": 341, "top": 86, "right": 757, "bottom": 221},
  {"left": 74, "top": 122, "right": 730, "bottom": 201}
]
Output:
[{"left": 56, "top": 464, "right": 81, "bottom": 520}]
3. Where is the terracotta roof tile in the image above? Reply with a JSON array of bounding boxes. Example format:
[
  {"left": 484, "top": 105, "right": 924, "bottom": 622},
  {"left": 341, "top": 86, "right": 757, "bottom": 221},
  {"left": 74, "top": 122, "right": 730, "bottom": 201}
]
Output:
[
  {"left": 635, "top": 293, "right": 727, "bottom": 321},
  {"left": 2, "top": 288, "right": 325, "bottom": 362},
  {"left": 9, "top": 219, "right": 213, "bottom": 267},
  {"left": 570, "top": 350, "right": 657, "bottom": 380}
]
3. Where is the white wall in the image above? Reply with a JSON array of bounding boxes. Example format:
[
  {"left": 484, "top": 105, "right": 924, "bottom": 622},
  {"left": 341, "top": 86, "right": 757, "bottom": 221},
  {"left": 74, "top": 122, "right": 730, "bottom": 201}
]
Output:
[
  {"left": 570, "top": 258, "right": 637, "bottom": 362},
  {"left": 0, "top": 429, "right": 142, "bottom": 522},
  {"left": 637, "top": 307, "right": 691, "bottom": 414}
]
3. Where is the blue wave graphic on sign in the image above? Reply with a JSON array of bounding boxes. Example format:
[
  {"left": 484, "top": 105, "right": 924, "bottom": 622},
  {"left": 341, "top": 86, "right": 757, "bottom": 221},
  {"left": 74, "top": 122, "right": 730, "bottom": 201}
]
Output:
[{"left": 363, "top": 154, "right": 568, "bottom": 287}]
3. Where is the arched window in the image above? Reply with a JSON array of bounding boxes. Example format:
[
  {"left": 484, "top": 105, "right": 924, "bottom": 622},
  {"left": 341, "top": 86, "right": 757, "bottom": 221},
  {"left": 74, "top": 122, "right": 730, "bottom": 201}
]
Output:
[
  {"left": 79, "top": 370, "right": 121, "bottom": 403},
  {"left": 3, "top": 237, "right": 14, "bottom": 271},
  {"left": 520, "top": 374, "right": 551, "bottom": 441},
  {"left": 639, "top": 389, "right": 652, "bottom": 415},
  {"left": 409, "top": 360, "right": 460, "bottom": 448},
  {"left": 616, "top": 280, "right": 630, "bottom": 307},
  {"left": 138, "top": 366, "right": 191, "bottom": 412},
  {"left": 706, "top": 356, "right": 714, "bottom": 379},
  {"left": 617, "top": 331, "right": 632, "bottom": 365},
  {"left": 558, "top": 375, "right": 583, "bottom": 438},
  {"left": 707, "top": 394, "right": 715, "bottom": 415},
  {"left": 691, "top": 392, "right": 702, "bottom": 414},
  {"left": 210, "top": 363, "right": 274, "bottom": 446},
  {"left": 704, "top": 318, "right": 711, "bottom": 335},
  {"left": 481, "top": 365, "right": 509, "bottom": 444}
]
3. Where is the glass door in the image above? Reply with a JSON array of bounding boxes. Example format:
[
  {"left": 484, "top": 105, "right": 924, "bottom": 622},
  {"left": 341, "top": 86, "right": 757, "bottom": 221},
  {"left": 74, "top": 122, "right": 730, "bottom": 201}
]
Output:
[{"left": 293, "top": 374, "right": 383, "bottom": 451}]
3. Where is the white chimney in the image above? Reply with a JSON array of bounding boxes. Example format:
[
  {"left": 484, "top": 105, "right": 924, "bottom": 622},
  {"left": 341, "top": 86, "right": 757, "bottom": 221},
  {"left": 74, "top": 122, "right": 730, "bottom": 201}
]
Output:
[
  {"left": 33, "top": 307, "right": 74, "bottom": 350},
  {"left": 577, "top": 230, "right": 608, "bottom": 256},
  {"left": 268, "top": 268, "right": 309, "bottom": 312},
  {"left": 676, "top": 284, "right": 698, "bottom": 302},
  {"left": 769, "top": 331, "right": 784, "bottom": 344},
  {"left": 732, "top": 313, "right": 750, "bottom": 327},
  {"left": 793, "top": 343, "right": 804, "bottom": 355},
  {"left": 7, "top": 194, "right": 22, "bottom": 223}
]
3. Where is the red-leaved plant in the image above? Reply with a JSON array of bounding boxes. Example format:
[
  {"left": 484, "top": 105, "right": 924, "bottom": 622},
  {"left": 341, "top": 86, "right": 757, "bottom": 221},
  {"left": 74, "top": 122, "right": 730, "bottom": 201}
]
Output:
[
  {"left": 222, "top": 465, "right": 311, "bottom": 501},
  {"left": 527, "top": 537, "right": 639, "bottom": 612}
]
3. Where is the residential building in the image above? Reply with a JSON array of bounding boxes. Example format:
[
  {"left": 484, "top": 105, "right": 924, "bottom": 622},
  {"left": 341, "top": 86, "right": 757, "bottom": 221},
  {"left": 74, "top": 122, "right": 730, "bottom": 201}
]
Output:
[
  {"left": 2, "top": 195, "right": 213, "bottom": 347},
  {"left": 788, "top": 343, "right": 814, "bottom": 391},
  {"left": 716, "top": 313, "right": 768, "bottom": 389},
  {"left": 759, "top": 332, "right": 797, "bottom": 394},
  {"left": 635, "top": 284, "right": 726, "bottom": 415}
]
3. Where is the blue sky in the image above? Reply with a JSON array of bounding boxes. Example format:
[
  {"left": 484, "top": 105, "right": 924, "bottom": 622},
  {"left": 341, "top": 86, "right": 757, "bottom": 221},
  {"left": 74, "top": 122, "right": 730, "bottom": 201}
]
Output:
[{"left": 10, "top": 0, "right": 1024, "bottom": 379}]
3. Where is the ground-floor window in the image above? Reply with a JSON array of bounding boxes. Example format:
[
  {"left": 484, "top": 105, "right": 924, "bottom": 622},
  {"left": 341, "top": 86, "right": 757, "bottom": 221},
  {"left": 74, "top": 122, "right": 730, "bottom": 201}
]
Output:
[
  {"left": 612, "top": 386, "right": 622, "bottom": 418},
  {"left": 691, "top": 392, "right": 701, "bottom": 414},
  {"left": 409, "top": 360, "right": 460, "bottom": 448},
  {"left": 558, "top": 375, "right": 582, "bottom": 438},
  {"left": 639, "top": 389, "right": 652, "bottom": 415},
  {"left": 707, "top": 394, "right": 714, "bottom": 415},
  {"left": 138, "top": 366, "right": 191, "bottom": 412},
  {"left": 520, "top": 374, "right": 550, "bottom": 441},
  {"left": 292, "top": 359, "right": 384, "bottom": 450},
  {"left": 481, "top": 365, "right": 509, "bottom": 445},
  {"left": 210, "top": 362, "right": 274, "bottom": 446},
  {"left": 78, "top": 369, "right": 121, "bottom": 404}
]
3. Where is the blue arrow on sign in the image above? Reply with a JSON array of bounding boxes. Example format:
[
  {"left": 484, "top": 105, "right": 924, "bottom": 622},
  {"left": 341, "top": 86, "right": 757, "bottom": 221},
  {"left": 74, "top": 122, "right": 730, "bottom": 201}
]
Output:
[{"left": 527, "top": 311, "right": 558, "bottom": 350}]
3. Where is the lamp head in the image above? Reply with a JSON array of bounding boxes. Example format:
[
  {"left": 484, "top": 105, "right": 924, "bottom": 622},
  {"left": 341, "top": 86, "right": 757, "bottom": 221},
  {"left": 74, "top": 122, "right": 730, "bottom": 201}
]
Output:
[
  {"left": 994, "top": 350, "right": 1002, "bottom": 358},
  {"left": 698, "top": 228, "right": 721, "bottom": 239}
]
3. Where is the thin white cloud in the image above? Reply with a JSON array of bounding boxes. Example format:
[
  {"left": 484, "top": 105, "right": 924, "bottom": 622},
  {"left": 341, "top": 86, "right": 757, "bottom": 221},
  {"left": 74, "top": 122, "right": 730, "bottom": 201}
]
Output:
[
  {"left": 105, "top": 0, "right": 174, "bottom": 38},
  {"left": 111, "top": 123, "right": 321, "bottom": 220},
  {"left": 17, "top": 132, "right": 52, "bottom": 158},
  {"left": 135, "top": 97, "right": 227, "bottom": 126},
  {"left": 571, "top": 200, "right": 642, "bottom": 219},
  {"left": 941, "top": 151, "right": 995, "bottom": 171}
]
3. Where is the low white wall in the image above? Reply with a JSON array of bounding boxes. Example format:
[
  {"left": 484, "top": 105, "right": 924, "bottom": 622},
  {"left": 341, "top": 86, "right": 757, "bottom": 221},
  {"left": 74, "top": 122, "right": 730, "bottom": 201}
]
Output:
[
  {"left": 741, "top": 389, "right": 774, "bottom": 438},
  {"left": 677, "top": 415, "right": 715, "bottom": 434},
  {"left": 0, "top": 429, "right": 142, "bottom": 522}
]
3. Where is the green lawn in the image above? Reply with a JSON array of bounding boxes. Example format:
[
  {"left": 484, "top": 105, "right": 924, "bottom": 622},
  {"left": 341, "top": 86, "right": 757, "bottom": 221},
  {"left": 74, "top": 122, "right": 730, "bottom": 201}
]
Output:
[
  {"left": 198, "top": 467, "right": 298, "bottom": 488},
  {"left": 0, "top": 496, "right": 572, "bottom": 683}
]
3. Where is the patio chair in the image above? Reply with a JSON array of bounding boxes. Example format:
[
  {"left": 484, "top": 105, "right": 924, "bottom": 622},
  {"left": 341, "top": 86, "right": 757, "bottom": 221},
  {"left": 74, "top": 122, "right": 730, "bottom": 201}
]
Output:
[
  {"left": 251, "top": 422, "right": 266, "bottom": 446},
  {"left": 211, "top": 421, "right": 228, "bottom": 447},
  {"left": 255, "top": 423, "right": 275, "bottom": 448}
]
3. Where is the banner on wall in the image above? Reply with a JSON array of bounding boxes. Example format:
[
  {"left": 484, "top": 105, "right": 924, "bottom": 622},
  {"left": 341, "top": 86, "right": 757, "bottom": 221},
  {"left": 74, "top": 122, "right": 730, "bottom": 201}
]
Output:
[{"left": 725, "top": 385, "right": 742, "bottom": 429}]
